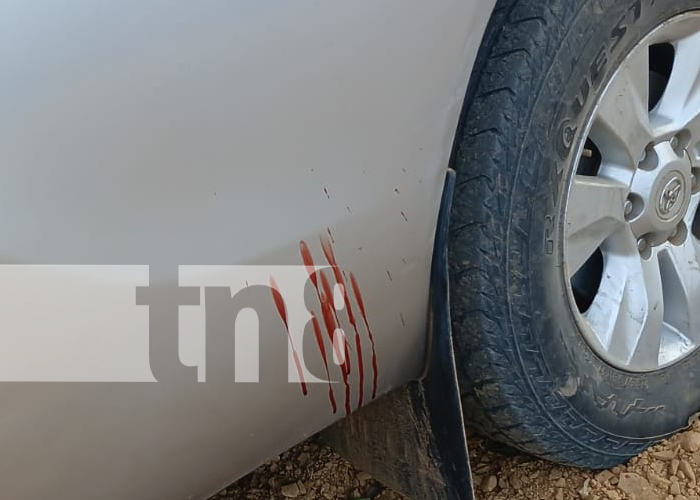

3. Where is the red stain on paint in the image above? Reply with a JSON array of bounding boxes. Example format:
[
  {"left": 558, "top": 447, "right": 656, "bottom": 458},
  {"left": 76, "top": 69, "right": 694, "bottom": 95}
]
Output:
[
  {"left": 311, "top": 313, "right": 337, "bottom": 414},
  {"left": 269, "top": 276, "right": 308, "bottom": 396},
  {"left": 298, "top": 239, "right": 379, "bottom": 413},
  {"left": 319, "top": 272, "right": 351, "bottom": 375},
  {"left": 318, "top": 276, "right": 351, "bottom": 416},
  {"left": 320, "top": 238, "right": 365, "bottom": 408},
  {"left": 350, "top": 272, "right": 378, "bottom": 400},
  {"left": 269, "top": 276, "right": 288, "bottom": 329},
  {"left": 353, "top": 330, "right": 365, "bottom": 408},
  {"left": 300, "top": 241, "right": 318, "bottom": 287},
  {"left": 319, "top": 296, "right": 344, "bottom": 367},
  {"left": 300, "top": 241, "right": 350, "bottom": 413}
]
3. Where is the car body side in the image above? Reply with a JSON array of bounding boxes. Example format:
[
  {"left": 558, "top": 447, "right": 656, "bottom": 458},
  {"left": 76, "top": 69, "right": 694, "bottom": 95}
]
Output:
[{"left": 0, "top": 1, "right": 496, "bottom": 499}]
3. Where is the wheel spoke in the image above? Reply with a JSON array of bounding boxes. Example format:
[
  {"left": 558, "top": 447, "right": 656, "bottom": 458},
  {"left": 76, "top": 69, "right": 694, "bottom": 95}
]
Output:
[
  {"left": 584, "top": 233, "right": 664, "bottom": 369},
  {"left": 687, "top": 114, "right": 700, "bottom": 153},
  {"left": 685, "top": 195, "right": 700, "bottom": 227},
  {"left": 566, "top": 175, "right": 629, "bottom": 276},
  {"left": 659, "top": 240, "right": 700, "bottom": 342},
  {"left": 626, "top": 252, "right": 665, "bottom": 368},
  {"left": 651, "top": 31, "right": 700, "bottom": 141},
  {"left": 590, "top": 45, "right": 652, "bottom": 168}
]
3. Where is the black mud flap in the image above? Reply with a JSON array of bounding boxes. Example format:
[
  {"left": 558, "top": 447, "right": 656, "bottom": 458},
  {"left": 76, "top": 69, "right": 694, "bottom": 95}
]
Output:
[{"left": 320, "top": 169, "right": 474, "bottom": 500}]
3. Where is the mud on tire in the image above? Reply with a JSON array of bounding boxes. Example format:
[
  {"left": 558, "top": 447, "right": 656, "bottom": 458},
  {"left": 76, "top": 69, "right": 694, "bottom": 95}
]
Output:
[{"left": 449, "top": 0, "right": 700, "bottom": 468}]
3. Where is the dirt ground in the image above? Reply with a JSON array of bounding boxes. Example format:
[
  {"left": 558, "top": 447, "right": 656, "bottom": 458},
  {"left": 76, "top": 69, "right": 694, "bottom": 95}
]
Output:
[{"left": 217, "top": 416, "right": 700, "bottom": 500}]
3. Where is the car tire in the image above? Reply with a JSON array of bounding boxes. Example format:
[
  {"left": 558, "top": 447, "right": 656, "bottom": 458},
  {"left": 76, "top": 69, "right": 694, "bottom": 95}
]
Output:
[{"left": 449, "top": 0, "right": 700, "bottom": 468}]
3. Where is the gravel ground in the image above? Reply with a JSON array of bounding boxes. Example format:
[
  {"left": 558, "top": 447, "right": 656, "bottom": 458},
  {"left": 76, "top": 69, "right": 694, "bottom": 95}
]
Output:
[{"left": 216, "top": 414, "right": 700, "bottom": 500}]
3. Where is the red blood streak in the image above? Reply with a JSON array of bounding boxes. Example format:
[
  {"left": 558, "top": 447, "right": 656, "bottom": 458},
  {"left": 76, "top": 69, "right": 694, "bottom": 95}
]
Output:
[
  {"left": 321, "top": 302, "right": 345, "bottom": 367},
  {"left": 311, "top": 313, "right": 337, "bottom": 414},
  {"left": 290, "top": 351, "right": 307, "bottom": 396},
  {"left": 299, "top": 241, "right": 342, "bottom": 412},
  {"left": 269, "top": 276, "right": 307, "bottom": 396},
  {"left": 320, "top": 238, "right": 365, "bottom": 408},
  {"left": 301, "top": 242, "right": 337, "bottom": 360},
  {"left": 319, "top": 272, "right": 351, "bottom": 376},
  {"left": 354, "top": 331, "right": 365, "bottom": 409},
  {"left": 349, "top": 273, "right": 378, "bottom": 400},
  {"left": 299, "top": 241, "right": 318, "bottom": 287},
  {"left": 319, "top": 286, "right": 351, "bottom": 415},
  {"left": 269, "top": 276, "right": 288, "bottom": 329}
]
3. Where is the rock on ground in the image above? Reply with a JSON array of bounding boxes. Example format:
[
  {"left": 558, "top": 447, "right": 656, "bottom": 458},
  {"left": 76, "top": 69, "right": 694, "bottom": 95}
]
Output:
[{"left": 217, "top": 417, "right": 700, "bottom": 500}]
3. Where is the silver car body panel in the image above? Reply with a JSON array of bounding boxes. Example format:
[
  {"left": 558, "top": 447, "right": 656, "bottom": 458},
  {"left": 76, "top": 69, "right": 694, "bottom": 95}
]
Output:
[{"left": 0, "top": 1, "right": 496, "bottom": 499}]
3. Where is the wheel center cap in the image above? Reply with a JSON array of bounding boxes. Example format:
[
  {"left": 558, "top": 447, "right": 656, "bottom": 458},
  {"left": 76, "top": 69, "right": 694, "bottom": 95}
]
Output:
[
  {"left": 656, "top": 172, "right": 686, "bottom": 221},
  {"left": 629, "top": 141, "right": 693, "bottom": 237}
]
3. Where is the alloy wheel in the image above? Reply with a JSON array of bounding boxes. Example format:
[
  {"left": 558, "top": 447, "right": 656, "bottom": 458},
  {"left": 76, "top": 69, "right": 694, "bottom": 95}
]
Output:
[{"left": 566, "top": 12, "right": 700, "bottom": 372}]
